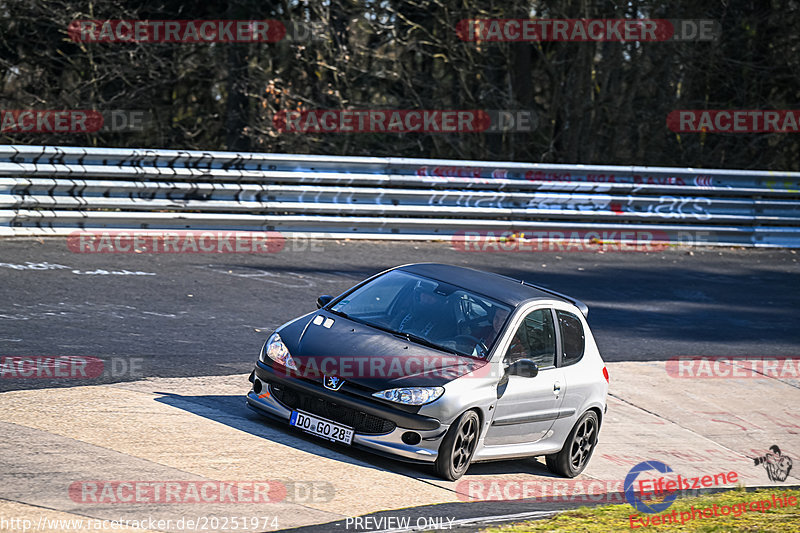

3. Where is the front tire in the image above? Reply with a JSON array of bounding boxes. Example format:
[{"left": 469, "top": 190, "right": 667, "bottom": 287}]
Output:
[
  {"left": 545, "top": 410, "right": 599, "bottom": 478},
  {"left": 434, "top": 410, "right": 480, "bottom": 481}
]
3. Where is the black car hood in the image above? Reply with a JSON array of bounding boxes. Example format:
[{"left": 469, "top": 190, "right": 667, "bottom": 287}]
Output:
[{"left": 277, "top": 311, "right": 487, "bottom": 390}]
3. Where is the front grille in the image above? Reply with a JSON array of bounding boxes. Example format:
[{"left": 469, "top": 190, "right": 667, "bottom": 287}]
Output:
[{"left": 270, "top": 383, "right": 396, "bottom": 435}]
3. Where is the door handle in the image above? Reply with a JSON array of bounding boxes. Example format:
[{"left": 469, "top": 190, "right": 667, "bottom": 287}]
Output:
[{"left": 553, "top": 381, "right": 561, "bottom": 394}]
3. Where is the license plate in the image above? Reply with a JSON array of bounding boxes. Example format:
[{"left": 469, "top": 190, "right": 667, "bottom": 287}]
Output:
[{"left": 289, "top": 410, "right": 354, "bottom": 445}]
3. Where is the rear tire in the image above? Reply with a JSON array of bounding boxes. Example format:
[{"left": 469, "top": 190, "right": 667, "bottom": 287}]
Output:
[
  {"left": 545, "top": 411, "right": 599, "bottom": 478},
  {"left": 434, "top": 410, "right": 480, "bottom": 481}
]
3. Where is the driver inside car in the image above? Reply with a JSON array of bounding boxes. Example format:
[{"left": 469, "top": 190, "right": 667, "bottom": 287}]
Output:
[
  {"left": 470, "top": 307, "right": 523, "bottom": 359},
  {"left": 395, "top": 281, "right": 451, "bottom": 338}
]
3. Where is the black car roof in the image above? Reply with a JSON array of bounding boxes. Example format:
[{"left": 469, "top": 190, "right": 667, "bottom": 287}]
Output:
[{"left": 394, "top": 263, "right": 588, "bottom": 315}]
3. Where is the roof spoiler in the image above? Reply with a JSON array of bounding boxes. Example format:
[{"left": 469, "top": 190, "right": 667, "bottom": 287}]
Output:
[{"left": 509, "top": 278, "right": 589, "bottom": 318}]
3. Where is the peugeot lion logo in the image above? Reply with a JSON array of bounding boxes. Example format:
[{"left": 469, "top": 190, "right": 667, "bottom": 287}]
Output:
[{"left": 323, "top": 375, "right": 344, "bottom": 391}]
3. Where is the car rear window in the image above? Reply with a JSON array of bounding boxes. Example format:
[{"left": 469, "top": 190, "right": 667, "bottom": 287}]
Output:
[{"left": 557, "top": 310, "right": 585, "bottom": 366}]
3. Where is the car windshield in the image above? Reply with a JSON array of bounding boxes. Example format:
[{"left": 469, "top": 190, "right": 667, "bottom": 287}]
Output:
[{"left": 330, "top": 270, "right": 512, "bottom": 358}]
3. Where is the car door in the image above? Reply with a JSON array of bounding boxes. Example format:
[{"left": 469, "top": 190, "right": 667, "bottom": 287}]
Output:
[
  {"left": 554, "top": 307, "right": 592, "bottom": 422},
  {"left": 484, "top": 307, "right": 566, "bottom": 446}
]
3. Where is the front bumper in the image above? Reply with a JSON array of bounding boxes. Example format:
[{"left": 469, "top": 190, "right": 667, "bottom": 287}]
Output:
[{"left": 247, "top": 363, "right": 448, "bottom": 463}]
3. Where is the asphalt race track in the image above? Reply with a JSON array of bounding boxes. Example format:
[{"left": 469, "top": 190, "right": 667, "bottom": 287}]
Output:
[
  {"left": 1, "top": 238, "right": 799, "bottom": 532},
  {"left": 1, "top": 238, "right": 798, "bottom": 378}
]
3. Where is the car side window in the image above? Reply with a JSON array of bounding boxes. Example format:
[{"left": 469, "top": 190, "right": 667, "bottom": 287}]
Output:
[
  {"left": 557, "top": 310, "right": 585, "bottom": 366},
  {"left": 503, "top": 308, "right": 556, "bottom": 368}
]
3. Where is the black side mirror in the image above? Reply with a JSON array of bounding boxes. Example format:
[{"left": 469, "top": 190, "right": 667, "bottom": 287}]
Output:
[
  {"left": 505, "top": 358, "right": 539, "bottom": 378},
  {"left": 316, "top": 295, "right": 334, "bottom": 309}
]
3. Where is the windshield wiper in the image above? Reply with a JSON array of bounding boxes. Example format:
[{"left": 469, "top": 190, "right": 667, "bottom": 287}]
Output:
[{"left": 331, "top": 313, "right": 466, "bottom": 357}]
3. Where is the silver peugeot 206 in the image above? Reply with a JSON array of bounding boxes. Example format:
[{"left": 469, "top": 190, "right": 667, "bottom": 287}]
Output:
[{"left": 247, "top": 263, "right": 609, "bottom": 480}]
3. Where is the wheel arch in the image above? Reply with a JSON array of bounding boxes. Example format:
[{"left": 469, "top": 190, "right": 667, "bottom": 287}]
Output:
[
  {"left": 587, "top": 405, "right": 603, "bottom": 430},
  {"left": 466, "top": 405, "right": 488, "bottom": 439}
]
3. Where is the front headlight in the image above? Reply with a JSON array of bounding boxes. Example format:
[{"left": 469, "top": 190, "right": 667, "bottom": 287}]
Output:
[
  {"left": 260, "top": 333, "right": 298, "bottom": 370},
  {"left": 372, "top": 386, "right": 444, "bottom": 405}
]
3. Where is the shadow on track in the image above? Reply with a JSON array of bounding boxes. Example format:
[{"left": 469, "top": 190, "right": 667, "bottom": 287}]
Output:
[{"left": 153, "top": 392, "right": 567, "bottom": 483}]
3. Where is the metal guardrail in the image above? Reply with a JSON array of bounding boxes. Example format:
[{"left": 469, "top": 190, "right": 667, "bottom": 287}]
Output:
[{"left": 1, "top": 145, "right": 799, "bottom": 246}]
